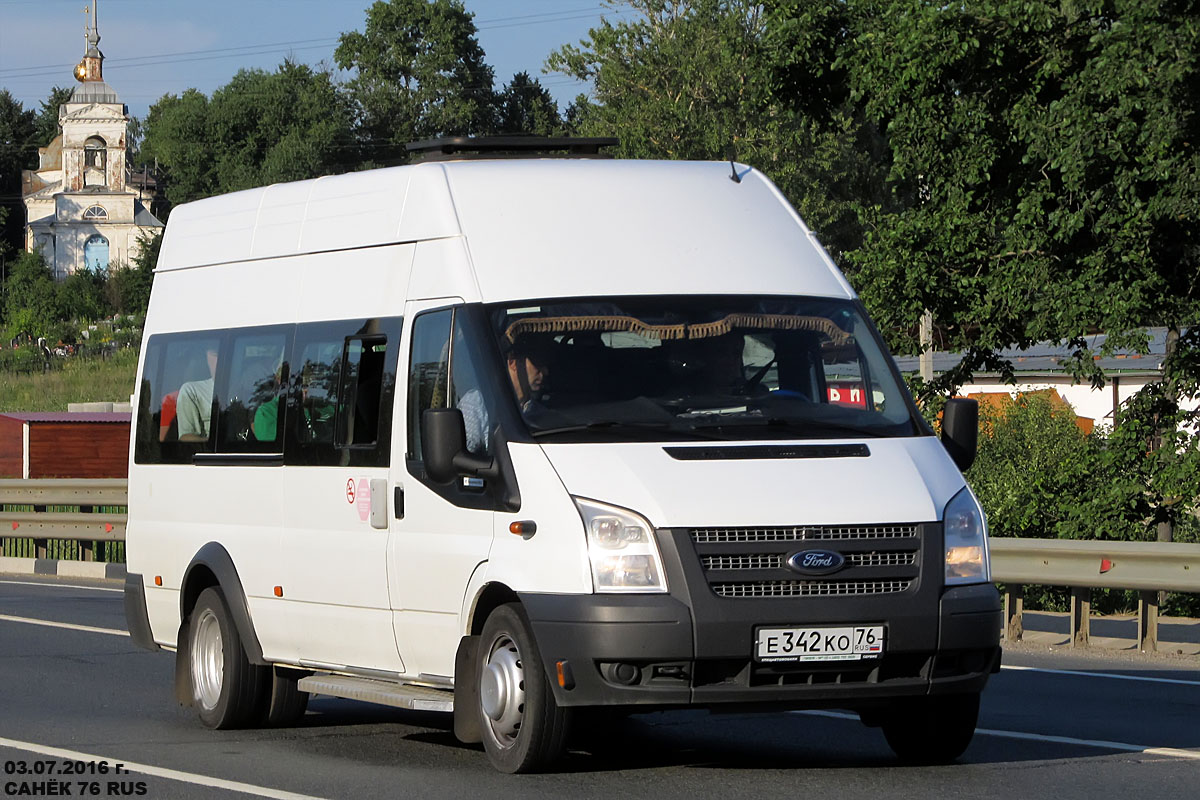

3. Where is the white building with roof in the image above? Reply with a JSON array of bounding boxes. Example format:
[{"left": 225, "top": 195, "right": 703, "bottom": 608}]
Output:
[
  {"left": 21, "top": 1, "right": 162, "bottom": 279},
  {"left": 894, "top": 328, "right": 1195, "bottom": 431}
]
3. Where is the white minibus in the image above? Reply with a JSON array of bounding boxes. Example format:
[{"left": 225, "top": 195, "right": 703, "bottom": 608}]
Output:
[{"left": 124, "top": 137, "right": 1000, "bottom": 773}]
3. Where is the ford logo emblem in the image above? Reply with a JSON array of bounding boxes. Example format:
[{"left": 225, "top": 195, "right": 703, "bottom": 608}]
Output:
[{"left": 787, "top": 549, "right": 846, "bottom": 576}]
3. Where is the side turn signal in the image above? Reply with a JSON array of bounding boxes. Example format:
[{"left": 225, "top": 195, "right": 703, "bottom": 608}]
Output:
[{"left": 509, "top": 521, "right": 537, "bottom": 539}]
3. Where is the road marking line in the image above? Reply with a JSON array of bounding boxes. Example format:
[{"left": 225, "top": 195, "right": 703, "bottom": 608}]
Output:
[
  {"left": 0, "top": 579, "right": 123, "bottom": 593},
  {"left": 0, "top": 613, "right": 128, "bottom": 637},
  {"left": 973, "top": 727, "right": 1200, "bottom": 760},
  {"left": 794, "top": 710, "right": 1200, "bottom": 761},
  {"left": 0, "top": 736, "right": 329, "bottom": 800},
  {"left": 1002, "top": 664, "right": 1200, "bottom": 687}
]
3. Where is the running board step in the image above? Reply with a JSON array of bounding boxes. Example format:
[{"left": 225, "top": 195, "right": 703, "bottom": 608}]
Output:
[{"left": 297, "top": 675, "right": 454, "bottom": 713}]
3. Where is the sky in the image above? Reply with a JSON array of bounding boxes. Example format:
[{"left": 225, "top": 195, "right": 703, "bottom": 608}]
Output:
[{"left": 0, "top": 0, "right": 632, "bottom": 122}]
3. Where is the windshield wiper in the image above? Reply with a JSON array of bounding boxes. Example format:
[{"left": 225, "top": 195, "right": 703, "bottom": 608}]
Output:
[
  {"left": 691, "top": 417, "right": 890, "bottom": 438},
  {"left": 531, "top": 421, "right": 727, "bottom": 440}
]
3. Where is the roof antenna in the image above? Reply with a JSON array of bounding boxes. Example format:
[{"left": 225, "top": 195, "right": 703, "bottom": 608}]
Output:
[{"left": 725, "top": 144, "right": 741, "bottom": 183}]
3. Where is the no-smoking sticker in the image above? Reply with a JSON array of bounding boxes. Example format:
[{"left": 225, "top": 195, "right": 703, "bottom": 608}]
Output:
[
  {"left": 356, "top": 478, "right": 371, "bottom": 521},
  {"left": 345, "top": 478, "right": 371, "bottom": 521},
  {"left": 345, "top": 478, "right": 370, "bottom": 521}
]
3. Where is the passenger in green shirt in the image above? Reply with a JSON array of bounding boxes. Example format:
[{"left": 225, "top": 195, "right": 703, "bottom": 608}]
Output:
[{"left": 253, "top": 398, "right": 335, "bottom": 443}]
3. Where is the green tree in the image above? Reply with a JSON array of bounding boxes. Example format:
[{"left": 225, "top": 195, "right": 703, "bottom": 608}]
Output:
[
  {"left": 547, "top": 0, "right": 883, "bottom": 258},
  {"left": 32, "top": 86, "right": 74, "bottom": 147},
  {"left": 335, "top": 0, "right": 496, "bottom": 165},
  {"left": 1068, "top": 351, "right": 1200, "bottom": 545},
  {"left": 839, "top": 0, "right": 1200, "bottom": 393},
  {"left": 208, "top": 61, "right": 356, "bottom": 192},
  {"left": 56, "top": 266, "right": 110, "bottom": 324},
  {"left": 836, "top": 0, "right": 1200, "bottom": 551},
  {"left": 493, "top": 72, "right": 563, "bottom": 136},
  {"left": 549, "top": 2, "right": 776, "bottom": 161},
  {"left": 0, "top": 90, "right": 37, "bottom": 257},
  {"left": 141, "top": 62, "right": 355, "bottom": 205},
  {"left": 3, "top": 249, "right": 59, "bottom": 339},
  {"left": 139, "top": 88, "right": 213, "bottom": 206},
  {"left": 105, "top": 230, "right": 160, "bottom": 315}
]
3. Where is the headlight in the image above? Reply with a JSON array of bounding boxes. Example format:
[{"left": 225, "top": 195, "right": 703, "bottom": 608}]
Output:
[
  {"left": 573, "top": 497, "right": 667, "bottom": 593},
  {"left": 943, "top": 486, "right": 990, "bottom": 585}
]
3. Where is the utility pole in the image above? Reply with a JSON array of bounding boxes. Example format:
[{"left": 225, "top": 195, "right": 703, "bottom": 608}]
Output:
[
  {"left": 919, "top": 309, "right": 934, "bottom": 383},
  {"left": 1157, "top": 326, "right": 1180, "bottom": 546}
]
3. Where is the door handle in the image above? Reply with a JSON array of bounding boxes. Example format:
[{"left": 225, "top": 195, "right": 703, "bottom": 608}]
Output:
[
  {"left": 394, "top": 484, "right": 404, "bottom": 520},
  {"left": 369, "top": 478, "right": 387, "bottom": 529}
]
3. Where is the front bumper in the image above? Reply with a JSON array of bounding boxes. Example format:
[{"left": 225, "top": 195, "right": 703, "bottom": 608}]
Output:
[
  {"left": 522, "top": 584, "right": 1000, "bottom": 709},
  {"left": 519, "top": 523, "right": 1002, "bottom": 710}
]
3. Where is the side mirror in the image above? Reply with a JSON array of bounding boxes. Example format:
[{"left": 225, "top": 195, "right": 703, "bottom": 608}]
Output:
[
  {"left": 421, "top": 408, "right": 496, "bottom": 484},
  {"left": 941, "top": 398, "right": 978, "bottom": 472}
]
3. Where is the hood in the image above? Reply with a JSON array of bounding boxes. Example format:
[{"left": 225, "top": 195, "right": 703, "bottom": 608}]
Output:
[{"left": 538, "top": 436, "right": 965, "bottom": 529}]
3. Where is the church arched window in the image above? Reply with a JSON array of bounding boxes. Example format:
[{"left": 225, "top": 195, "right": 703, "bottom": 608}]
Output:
[
  {"left": 84, "top": 136, "right": 107, "bottom": 170},
  {"left": 83, "top": 205, "right": 108, "bottom": 221},
  {"left": 84, "top": 234, "right": 110, "bottom": 273}
]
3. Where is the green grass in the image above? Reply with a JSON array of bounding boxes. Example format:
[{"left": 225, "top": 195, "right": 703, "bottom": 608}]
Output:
[{"left": 0, "top": 347, "right": 139, "bottom": 411}]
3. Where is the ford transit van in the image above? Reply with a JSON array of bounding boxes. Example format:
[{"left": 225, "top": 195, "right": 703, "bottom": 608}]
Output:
[{"left": 124, "top": 137, "right": 1000, "bottom": 773}]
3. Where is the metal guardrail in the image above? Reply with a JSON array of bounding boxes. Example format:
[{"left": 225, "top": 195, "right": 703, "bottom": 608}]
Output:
[
  {"left": 2, "top": 480, "right": 1197, "bottom": 651},
  {"left": 0, "top": 478, "right": 127, "bottom": 561},
  {"left": 991, "top": 538, "right": 1200, "bottom": 653}
]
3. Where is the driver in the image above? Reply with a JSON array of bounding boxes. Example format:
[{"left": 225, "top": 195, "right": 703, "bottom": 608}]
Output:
[{"left": 460, "top": 336, "right": 553, "bottom": 454}]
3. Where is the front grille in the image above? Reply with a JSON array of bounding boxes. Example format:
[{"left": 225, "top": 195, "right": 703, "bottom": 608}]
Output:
[
  {"left": 701, "top": 552, "right": 916, "bottom": 571},
  {"left": 712, "top": 579, "right": 913, "bottom": 598},
  {"left": 847, "top": 552, "right": 916, "bottom": 568},
  {"left": 689, "top": 523, "right": 925, "bottom": 599},
  {"left": 702, "top": 555, "right": 781, "bottom": 570},
  {"left": 692, "top": 524, "right": 917, "bottom": 543}
]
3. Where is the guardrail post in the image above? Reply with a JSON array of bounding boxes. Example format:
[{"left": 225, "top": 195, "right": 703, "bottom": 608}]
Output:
[
  {"left": 80, "top": 540, "right": 94, "bottom": 562},
  {"left": 1137, "top": 591, "right": 1159, "bottom": 653},
  {"left": 1070, "top": 588, "right": 1090, "bottom": 647},
  {"left": 34, "top": 538, "right": 47, "bottom": 559},
  {"left": 1004, "top": 585, "right": 1024, "bottom": 641}
]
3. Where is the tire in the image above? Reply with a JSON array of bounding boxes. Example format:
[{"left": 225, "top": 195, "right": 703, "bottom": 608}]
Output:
[
  {"left": 187, "top": 587, "right": 268, "bottom": 729},
  {"left": 881, "top": 693, "right": 980, "bottom": 764},
  {"left": 476, "top": 603, "right": 571, "bottom": 773},
  {"left": 259, "top": 667, "right": 310, "bottom": 727}
]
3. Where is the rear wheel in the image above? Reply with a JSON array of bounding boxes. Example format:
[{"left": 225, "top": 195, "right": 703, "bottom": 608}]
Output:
[
  {"left": 188, "top": 587, "right": 267, "bottom": 729},
  {"left": 476, "top": 603, "right": 570, "bottom": 773},
  {"left": 881, "top": 693, "right": 980, "bottom": 764}
]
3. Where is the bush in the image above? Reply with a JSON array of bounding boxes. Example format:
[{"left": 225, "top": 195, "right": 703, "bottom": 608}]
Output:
[
  {"left": 0, "top": 345, "right": 48, "bottom": 374},
  {"left": 967, "top": 391, "right": 1096, "bottom": 540}
]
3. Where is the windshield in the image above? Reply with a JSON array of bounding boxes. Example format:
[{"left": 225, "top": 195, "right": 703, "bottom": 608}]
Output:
[{"left": 487, "top": 295, "right": 921, "bottom": 442}]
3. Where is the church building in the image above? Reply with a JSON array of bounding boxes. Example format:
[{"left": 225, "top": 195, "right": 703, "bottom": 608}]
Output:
[{"left": 22, "top": 1, "right": 163, "bottom": 279}]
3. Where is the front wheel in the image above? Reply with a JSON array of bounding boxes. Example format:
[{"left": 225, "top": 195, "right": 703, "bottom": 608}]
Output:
[
  {"left": 881, "top": 692, "right": 980, "bottom": 764},
  {"left": 188, "top": 587, "right": 267, "bottom": 729},
  {"left": 476, "top": 603, "right": 570, "bottom": 773}
]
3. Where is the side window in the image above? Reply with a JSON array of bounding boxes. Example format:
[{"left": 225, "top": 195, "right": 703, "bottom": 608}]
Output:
[
  {"left": 451, "top": 316, "right": 494, "bottom": 457},
  {"left": 288, "top": 333, "right": 341, "bottom": 458},
  {"left": 408, "top": 308, "right": 495, "bottom": 465},
  {"left": 134, "top": 332, "right": 222, "bottom": 464},
  {"left": 216, "top": 327, "right": 289, "bottom": 453},
  {"left": 338, "top": 336, "right": 387, "bottom": 448},
  {"left": 407, "top": 310, "right": 453, "bottom": 462},
  {"left": 286, "top": 318, "right": 401, "bottom": 467}
]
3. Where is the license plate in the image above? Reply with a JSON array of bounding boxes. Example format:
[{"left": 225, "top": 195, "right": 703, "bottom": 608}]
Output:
[{"left": 755, "top": 625, "right": 885, "bottom": 662}]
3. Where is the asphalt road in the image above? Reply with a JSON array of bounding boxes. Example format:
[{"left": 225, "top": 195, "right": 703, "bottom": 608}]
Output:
[{"left": 1, "top": 575, "right": 1197, "bottom": 800}]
